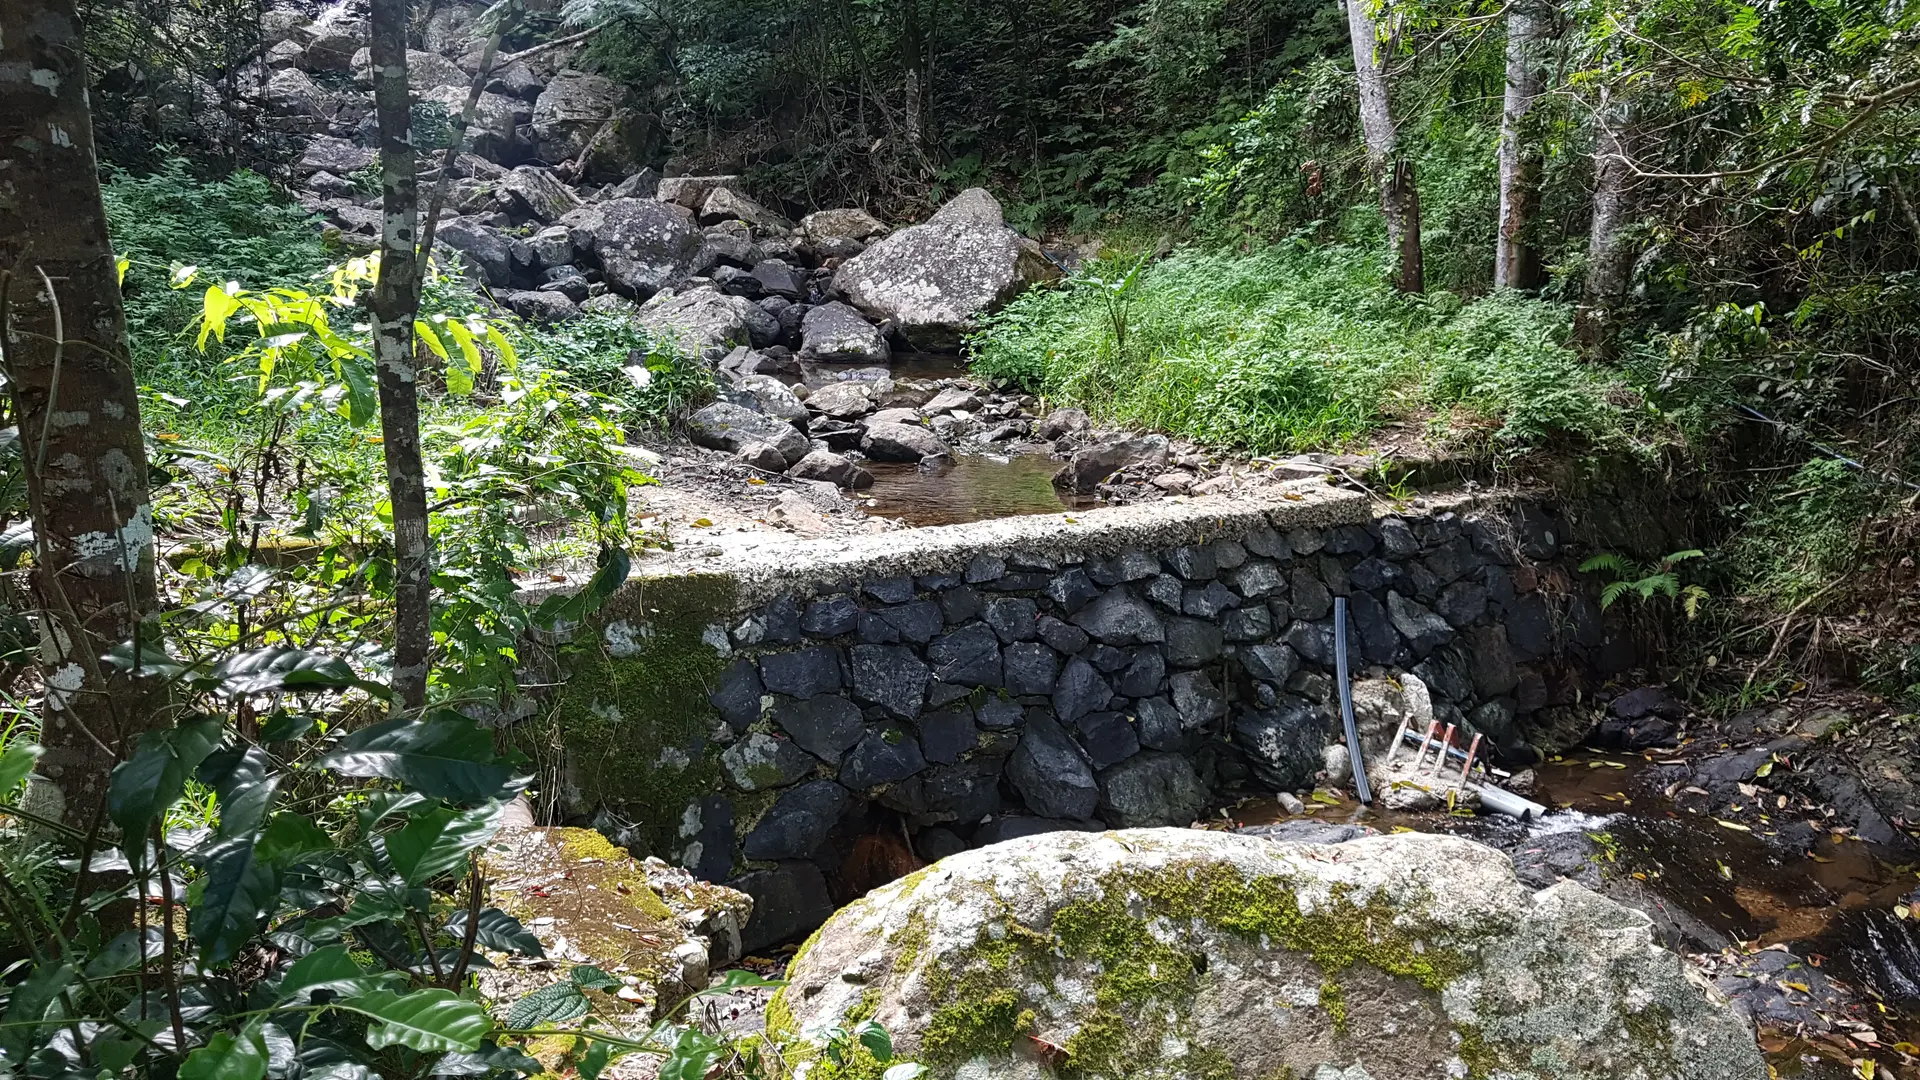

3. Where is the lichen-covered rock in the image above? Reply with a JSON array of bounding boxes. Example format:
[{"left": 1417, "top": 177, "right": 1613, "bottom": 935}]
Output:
[
  {"left": 477, "top": 824, "right": 751, "bottom": 1031},
  {"left": 831, "top": 188, "right": 1061, "bottom": 348},
  {"left": 562, "top": 198, "right": 701, "bottom": 299},
  {"left": 799, "top": 301, "right": 890, "bottom": 363},
  {"left": 770, "top": 830, "right": 1766, "bottom": 1080},
  {"left": 498, "top": 164, "right": 581, "bottom": 223},
  {"left": 686, "top": 401, "right": 809, "bottom": 466},
  {"left": 635, "top": 286, "right": 760, "bottom": 356}
]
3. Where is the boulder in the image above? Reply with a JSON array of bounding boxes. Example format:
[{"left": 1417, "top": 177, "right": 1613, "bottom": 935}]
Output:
[
  {"left": 703, "top": 221, "right": 759, "bottom": 266},
  {"left": 726, "top": 374, "right": 808, "bottom": 425},
  {"left": 799, "top": 301, "right": 890, "bottom": 363},
  {"left": 861, "top": 421, "right": 950, "bottom": 463},
  {"left": 1054, "top": 434, "right": 1171, "bottom": 494},
  {"left": 830, "top": 187, "right": 1062, "bottom": 347},
  {"left": 1235, "top": 697, "right": 1329, "bottom": 791},
  {"left": 562, "top": 198, "right": 701, "bottom": 298},
  {"left": 529, "top": 69, "right": 619, "bottom": 161},
  {"left": 1007, "top": 715, "right": 1097, "bottom": 820},
  {"left": 294, "top": 135, "right": 373, "bottom": 178},
  {"left": 731, "top": 861, "right": 834, "bottom": 955},
  {"left": 504, "top": 289, "right": 577, "bottom": 323},
  {"left": 788, "top": 449, "right": 873, "bottom": 489},
  {"left": 1097, "top": 752, "right": 1209, "bottom": 827},
  {"left": 527, "top": 224, "right": 574, "bottom": 269},
  {"left": 636, "top": 287, "right": 759, "bottom": 356},
  {"left": 658, "top": 175, "right": 743, "bottom": 212},
  {"left": 802, "top": 381, "right": 876, "bottom": 419},
  {"left": 435, "top": 219, "right": 513, "bottom": 285},
  {"left": 351, "top": 47, "right": 466, "bottom": 91},
  {"left": 701, "top": 187, "right": 793, "bottom": 233},
  {"left": 802, "top": 207, "right": 888, "bottom": 243},
  {"left": 499, "top": 165, "right": 581, "bottom": 223},
  {"left": 420, "top": 85, "right": 524, "bottom": 162},
  {"left": 304, "top": 30, "right": 362, "bottom": 72},
  {"left": 741, "top": 779, "right": 849, "bottom": 861},
  {"left": 685, "top": 401, "right": 808, "bottom": 466},
  {"left": 720, "top": 732, "right": 817, "bottom": 791},
  {"left": 487, "top": 59, "right": 547, "bottom": 101},
  {"left": 771, "top": 830, "right": 1768, "bottom": 1080}
]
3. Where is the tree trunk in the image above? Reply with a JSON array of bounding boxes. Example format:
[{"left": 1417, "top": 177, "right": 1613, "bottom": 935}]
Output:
[
  {"left": 1579, "top": 88, "right": 1638, "bottom": 348},
  {"left": 1495, "top": 0, "right": 1551, "bottom": 290},
  {"left": 1347, "top": 0, "right": 1423, "bottom": 293},
  {"left": 0, "top": 0, "right": 162, "bottom": 821},
  {"left": 367, "top": 0, "right": 433, "bottom": 711}
]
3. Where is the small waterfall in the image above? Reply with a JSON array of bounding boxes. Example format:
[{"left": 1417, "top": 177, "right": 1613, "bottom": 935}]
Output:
[{"left": 1843, "top": 909, "right": 1920, "bottom": 1003}]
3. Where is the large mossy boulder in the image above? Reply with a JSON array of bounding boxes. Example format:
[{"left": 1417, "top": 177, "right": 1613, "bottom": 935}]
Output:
[
  {"left": 770, "top": 829, "right": 1765, "bottom": 1080},
  {"left": 830, "top": 188, "right": 1061, "bottom": 348}
]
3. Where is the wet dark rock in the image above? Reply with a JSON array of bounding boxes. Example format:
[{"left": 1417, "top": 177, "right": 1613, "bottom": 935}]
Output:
[
  {"left": 850, "top": 644, "right": 929, "bottom": 719},
  {"left": 1004, "top": 642, "right": 1061, "bottom": 696},
  {"left": 1284, "top": 619, "right": 1335, "bottom": 667},
  {"left": 1075, "top": 711, "right": 1141, "bottom": 769},
  {"left": 1097, "top": 753, "right": 1207, "bottom": 828},
  {"left": 1037, "top": 615, "right": 1090, "bottom": 656},
  {"left": 733, "top": 861, "right": 835, "bottom": 954},
  {"left": 918, "top": 759, "right": 1002, "bottom": 825},
  {"left": 1234, "top": 697, "right": 1328, "bottom": 791},
  {"left": 1169, "top": 669, "right": 1225, "bottom": 726},
  {"left": 1008, "top": 714, "right": 1099, "bottom": 820},
  {"left": 1226, "top": 559, "right": 1285, "bottom": 598},
  {"left": 862, "top": 422, "right": 951, "bottom": 463},
  {"left": 1181, "top": 581, "right": 1240, "bottom": 619},
  {"left": 1378, "top": 517, "right": 1420, "bottom": 558},
  {"left": 857, "top": 615, "right": 900, "bottom": 645},
  {"left": 1593, "top": 714, "right": 1680, "bottom": 750},
  {"left": 1116, "top": 649, "right": 1165, "bottom": 697},
  {"left": 1052, "top": 656, "right": 1111, "bottom": 724},
  {"left": 917, "top": 708, "right": 980, "bottom": 765},
  {"left": 939, "top": 587, "right": 983, "bottom": 624},
  {"left": 1504, "top": 593, "right": 1555, "bottom": 660},
  {"left": 1348, "top": 557, "right": 1406, "bottom": 592},
  {"left": 1290, "top": 568, "right": 1332, "bottom": 620},
  {"left": 876, "top": 600, "right": 943, "bottom": 644},
  {"left": 742, "top": 780, "right": 850, "bottom": 860},
  {"left": 1387, "top": 592, "right": 1454, "bottom": 657},
  {"left": 1437, "top": 581, "right": 1489, "bottom": 627},
  {"left": 1240, "top": 643, "right": 1299, "bottom": 686},
  {"left": 1164, "top": 618, "right": 1224, "bottom": 668},
  {"left": 709, "top": 658, "right": 764, "bottom": 734},
  {"left": 863, "top": 577, "right": 916, "bottom": 604},
  {"left": 1144, "top": 575, "right": 1184, "bottom": 611},
  {"left": 802, "top": 596, "right": 859, "bottom": 637},
  {"left": 1348, "top": 590, "right": 1403, "bottom": 665},
  {"left": 841, "top": 727, "right": 929, "bottom": 789},
  {"left": 760, "top": 646, "right": 844, "bottom": 698},
  {"left": 1084, "top": 644, "right": 1129, "bottom": 673},
  {"left": 1053, "top": 435, "right": 1171, "bottom": 494},
  {"left": 983, "top": 597, "right": 1040, "bottom": 642},
  {"left": 750, "top": 259, "right": 807, "bottom": 301},
  {"left": 927, "top": 623, "right": 1002, "bottom": 687},
  {"left": 1071, "top": 586, "right": 1166, "bottom": 646},
  {"left": 976, "top": 697, "right": 1025, "bottom": 730},
  {"left": 1134, "top": 696, "right": 1188, "bottom": 752},
  {"left": 1046, "top": 569, "right": 1101, "bottom": 614},
  {"left": 1322, "top": 525, "right": 1377, "bottom": 555}
]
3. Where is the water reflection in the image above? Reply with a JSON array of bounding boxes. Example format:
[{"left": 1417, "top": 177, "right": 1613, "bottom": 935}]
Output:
[{"left": 859, "top": 453, "right": 1093, "bottom": 527}]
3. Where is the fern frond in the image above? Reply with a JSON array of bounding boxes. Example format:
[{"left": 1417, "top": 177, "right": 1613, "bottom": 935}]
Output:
[
  {"left": 1580, "top": 553, "right": 1632, "bottom": 577},
  {"left": 1644, "top": 573, "right": 1679, "bottom": 599},
  {"left": 1660, "top": 549, "right": 1706, "bottom": 568},
  {"left": 1599, "top": 580, "right": 1631, "bottom": 609},
  {"left": 1680, "top": 584, "right": 1708, "bottom": 620}
]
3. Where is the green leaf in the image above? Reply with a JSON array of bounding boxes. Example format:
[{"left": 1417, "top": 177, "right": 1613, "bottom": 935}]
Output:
[
  {"left": 703, "top": 969, "right": 784, "bottom": 991},
  {"left": 0, "top": 962, "right": 74, "bottom": 1062},
  {"left": 570, "top": 965, "right": 619, "bottom": 990},
  {"left": 882, "top": 1064, "right": 929, "bottom": 1080},
  {"left": 337, "top": 359, "right": 377, "bottom": 427},
  {"left": 0, "top": 741, "right": 41, "bottom": 798},
  {"left": 318, "top": 712, "right": 527, "bottom": 804},
  {"left": 483, "top": 324, "right": 518, "bottom": 373},
  {"left": 348, "top": 989, "right": 489, "bottom": 1053},
  {"left": 658, "top": 1030, "right": 725, "bottom": 1080},
  {"left": 208, "top": 647, "right": 374, "bottom": 697},
  {"left": 280, "top": 945, "right": 392, "bottom": 1003},
  {"left": 258, "top": 811, "right": 335, "bottom": 865},
  {"left": 180, "top": 1027, "right": 268, "bottom": 1080},
  {"left": 441, "top": 318, "right": 485, "bottom": 377},
  {"left": 415, "top": 320, "right": 451, "bottom": 361},
  {"left": 503, "top": 982, "right": 589, "bottom": 1029},
  {"left": 446, "top": 908, "right": 544, "bottom": 957},
  {"left": 109, "top": 716, "right": 224, "bottom": 850},
  {"left": 855, "top": 1020, "right": 892, "bottom": 1062},
  {"left": 578, "top": 1040, "right": 613, "bottom": 1080},
  {"left": 384, "top": 802, "right": 502, "bottom": 885},
  {"left": 190, "top": 832, "right": 281, "bottom": 965},
  {"left": 199, "top": 745, "right": 278, "bottom": 837}
]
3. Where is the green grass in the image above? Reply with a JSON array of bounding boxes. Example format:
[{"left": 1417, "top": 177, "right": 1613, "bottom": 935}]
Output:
[{"left": 969, "top": 245, "right": 1631, "bottom": 455}]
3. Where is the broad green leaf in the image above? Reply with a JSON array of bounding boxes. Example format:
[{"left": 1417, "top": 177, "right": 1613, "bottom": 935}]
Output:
[
  {"left": 703, "top": 970, "right": 784, "bottom": 992},
  {"left": 318, "top": 713, "right": 527, "bottom": 804},
  {"left": 0, "top": 962, "right": 74, "bottom": 1062},
  {"left": 658, "top": 1030, "right": 725, "bottom": 1080},
  {"left": 348, "top": 989, "right": 489, "bottom": 1053},
  {"left": 883, "top": 1065, "right": 929, "bottom": 1080},
  {"left": 337, "top": 359, "right": 377, "bottom": 427},
  {"left": 384, "top": 802, "right": 502, "bottom": 885},
  {"left": 199, "top": 746, "right": 278, "bottom": 837},
  {"left": 116, "top": 256, "right": 131, "bottom": 286},
  {"left": 434, "top": 1046, "right": 543, "bottom": 1077},
  {"left": 279, "top": 945, "right": 391, "bottom": 1003},
  {"left": 180, "top": 1027, "right": 268, "bottom": 1080},
  {"left": 415, "top": 320, "right": 451, "bottom": 360},
  {"left": 84, "top": 929, "right": 162, "bottom": 978},
  {"left": 578, "top": 1039, "right": 613, "bottom": 1080},
  {"left": 109, "top": 716, "right": 224, "bottom": 848},
  {"left": 440, "top": 318, "right": 485, "bottom": 375},
  {"left": 570, "top": 965, "right": 620, "bottom": 991},
  {"left": 503, "top": 982, "right": 589, "bottom": 1029},
  {"left": 445, "top": 354, "right": 475, "bottom": 396},
  {"left": 209, "top": 646, "right": 371, "bottom": 697},
  {"left": 200, "top": 285, "right": 242, "bottom": 349},
  {"left": 190, "top": 833, "right": 281, "bottom": 965},
  {"left": 483, "top": 324, "right": 518, "bottom": 372},
  {"left": 446, "top": 908, "right": 545, "bottom": 957},
  {"left": 258, "top": 811, "right": 335, "bottom": 865},
  {"left": 854, "top": 1020, "right": 892, "bottom": 1062},
  {"left": 0, "top": 742, "right": 42, "bottom": 797}
]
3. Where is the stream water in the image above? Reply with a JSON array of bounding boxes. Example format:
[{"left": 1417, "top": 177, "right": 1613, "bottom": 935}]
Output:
[{"left": 1239, "top": 754, "right": 1920, "bottom": 1075}]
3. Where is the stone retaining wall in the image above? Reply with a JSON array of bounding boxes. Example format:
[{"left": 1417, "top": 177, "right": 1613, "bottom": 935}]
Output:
[{"left": 529, "top": 482, "right": 1632, "bottom": 949}]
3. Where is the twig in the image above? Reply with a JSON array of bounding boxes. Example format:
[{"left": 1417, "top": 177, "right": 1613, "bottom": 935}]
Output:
[
  {"left": 31, "top": 267, "right": 62, "bottom": 476},
  {"left": 446, "top": 854, "right": 486, "bottom": 987}
]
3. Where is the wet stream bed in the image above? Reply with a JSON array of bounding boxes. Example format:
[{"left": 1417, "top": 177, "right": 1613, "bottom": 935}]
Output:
[{"left": 1233, "top": 753, "right": 1920, "bottom": 1077}]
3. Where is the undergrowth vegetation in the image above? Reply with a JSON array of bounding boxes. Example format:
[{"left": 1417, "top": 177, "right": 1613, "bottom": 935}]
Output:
[{"left": 972, "top": 246, "right": 1628, "bottom": 454}]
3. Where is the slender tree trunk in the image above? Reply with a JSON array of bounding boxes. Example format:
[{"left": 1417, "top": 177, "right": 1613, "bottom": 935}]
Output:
[
  {"left": 1347, "top": 0, "right": 1423, "bottom": 293},
  {"left": 1579, "top": 87, "right": 1638, "bottom": 348},
  {"left": 1495, "top": 0, "right": 1552, "bottom": 290},
  {"left": 368, "top": 0, "right": 433, "bottom": 710},
  {"left": 0, "top": 0, "right": 162, "bottom": 820}
]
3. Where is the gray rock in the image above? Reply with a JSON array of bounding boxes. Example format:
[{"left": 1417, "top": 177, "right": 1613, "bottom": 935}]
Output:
[
  {"left": 531, "top": 70, "right": 641, "bottom": 180},
  {"left": 1115, "top": 648, "right": 1165, "bottom": 697},
  {"left": 1226, "top": 559, "right": 1285, "bottom": 598},
  {"left": 295, "top": 135, "right": 374, "bottom": 178},
  {"left": 498, "top": 165, "right": 581, "bottom": 223},
  {"left": 505, "top": 288, "right": 578, "bottom": 323},
  {"left": 1387, "top": 591, "right": 1454, "bottom": 657},
  {"left": 850, "top": 644, "right": 930, "bottom": 719},
  {"left": 1165, "top": 544, "right": 1217, "bottom": 581},
  {"left": 658, "top": 175, "right": 743, "bottom": 212},
  {"left": 1035, "top": 407, "right": 1092, "bottom": 440},
  {"left": 1180, "top": 581, "right": 1239, "bottom": 619},
  {"left": 788, "top": 449, "right": 873, "bottom": 489},
  {"left": 703, "top": 220, "right": 759, "bottom": 266},
  {"left": 841, "top": 727, "right": 929, "bottom": 789},
  {"left": 920, "top": 386, "right": 984, "bottom": 415},
  {"left": 1284, "top": 620, "right": 1335, "bottom": 666},
  {"left": 1002, "top": 641, "right": 1060, "bottom": 696},
  {"left": 876, "top": 600, "right": 942, "bottom": 644},
  {"left": 1349, "top": 590, "right": 1403, "bottom": 665},
  {"left": 1071, "top": 586, "right": 1166, "bottom": 646},
  {"left": 928, "top": 623, "right": 1001, "bottom": 687},
  {"left": 1036, "top": 615, "right": 1090, "bottom": 656},
  {"left": 1075, "top": 711, "right": 1141, "bottom": 769},
  {"left": 732, "top": 860, "right": 834, "bottom": 954},
  {"left": 563, "top": 199, "right": 702, "bottom": 299},
  {"left": 804, "top": 381, "right": 875, "bottom": 419},
  {"left": 759, "top": 646, "right": 843, "bottom": 698},
  {"left": 862, "top": 421, "right": 950, "bottom": 462},
  {"left": 528, "top": 224, "right": 575, "bottom": 268},
  {"left": 964, "top": 554, "right": 1005, "bottom": 583},
  {"left": 722, "top": 732, "right": 817, "bottom": 791},
  {"left": 1098, "top": 752, "right": 1208, "bottom": 828},
  {"left": 773, "top": 695, "right": 867, "bottom": 763},
  {"left": 1133, "top": 696, "right": 1187, "bottom": 751},
  {"left": 686, "top": 401, "right": 808, "bottom": 466},
  {"left": 750, "top": 260, "right": 807, "bottom": 301},
  {"left": 1378, "top": 517, "right": 1420, "bottom": 557},
  {"left": 919, "top": 760, "right": 1002, "bottom": 825},
  {"left": 976, "top": 697, "right": 1025, "bottom": 730},
  {"left": 1052, "top": 656, "right": 1111, "bottom": 724},
  {"left": 728, "top": 374, "right": 809, "bottom": 425},
  {"left": 1436, "top": 580, "right": 1489, "bottom": 626},
  {"left": 734, "top": 442, "right": 786, "bottom": 472},
  {"left": 800, "top": 301, "right": 891, "bottom": 363},
  {"left": 1169, "top": 669, "right": 1225, "bottom": 726},
  {"left": 1222, "top": 605, "right": 1272, "bottom": 642},
  {"left": 1044, "top": 568, "right": 1100, "bottom": 614},
  {"left": 435, "top": 219, "right": 513, "bottom": 285},
  {"left": 1290, "top": 568, "right": 1333, "bottom": 620},
  {"left": 349, "top": 46, "right": 464, "bottom": 91},
  {"left": 741, "top": 780, "right": 849, "bottom": 860},
  {"left": 802, "top": 596, "right": 859, "bottom": 637},
  {"left": 917, "top": 708, "right": 979, "bottom": 765},
  {"left": 777, "top": 830, "right": 1770, "bottom": 1080},
  {"left": 982, "top": 597, "right": 1039, "bottom": 642},
  {"left": 709, "top": 657, "right": 763, "bottom": 733},
  {"left": 831, "top": 188, "right": 1062, "bottom": 348},
  {"left": 1144, "top": 574, "right": 1185, "bottom": 610},
  {"left": 1007, "top": 715, "right": 1098, "bottom": 820},
  {"left": 1053, "top": 434, "right": 1171, "bottom": 494},
  {"left": 1235, "top": 697, "right": 1327, "bottom": 790},
  {"left": 1164, "top": 617, "right": 1224, "bottom": 668},
  {"left": 802, "top": 207, "right": 888, "bottom": 244},
  {"left": 1240, "top": 644, "right": 1299, "bottom": 685}
]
